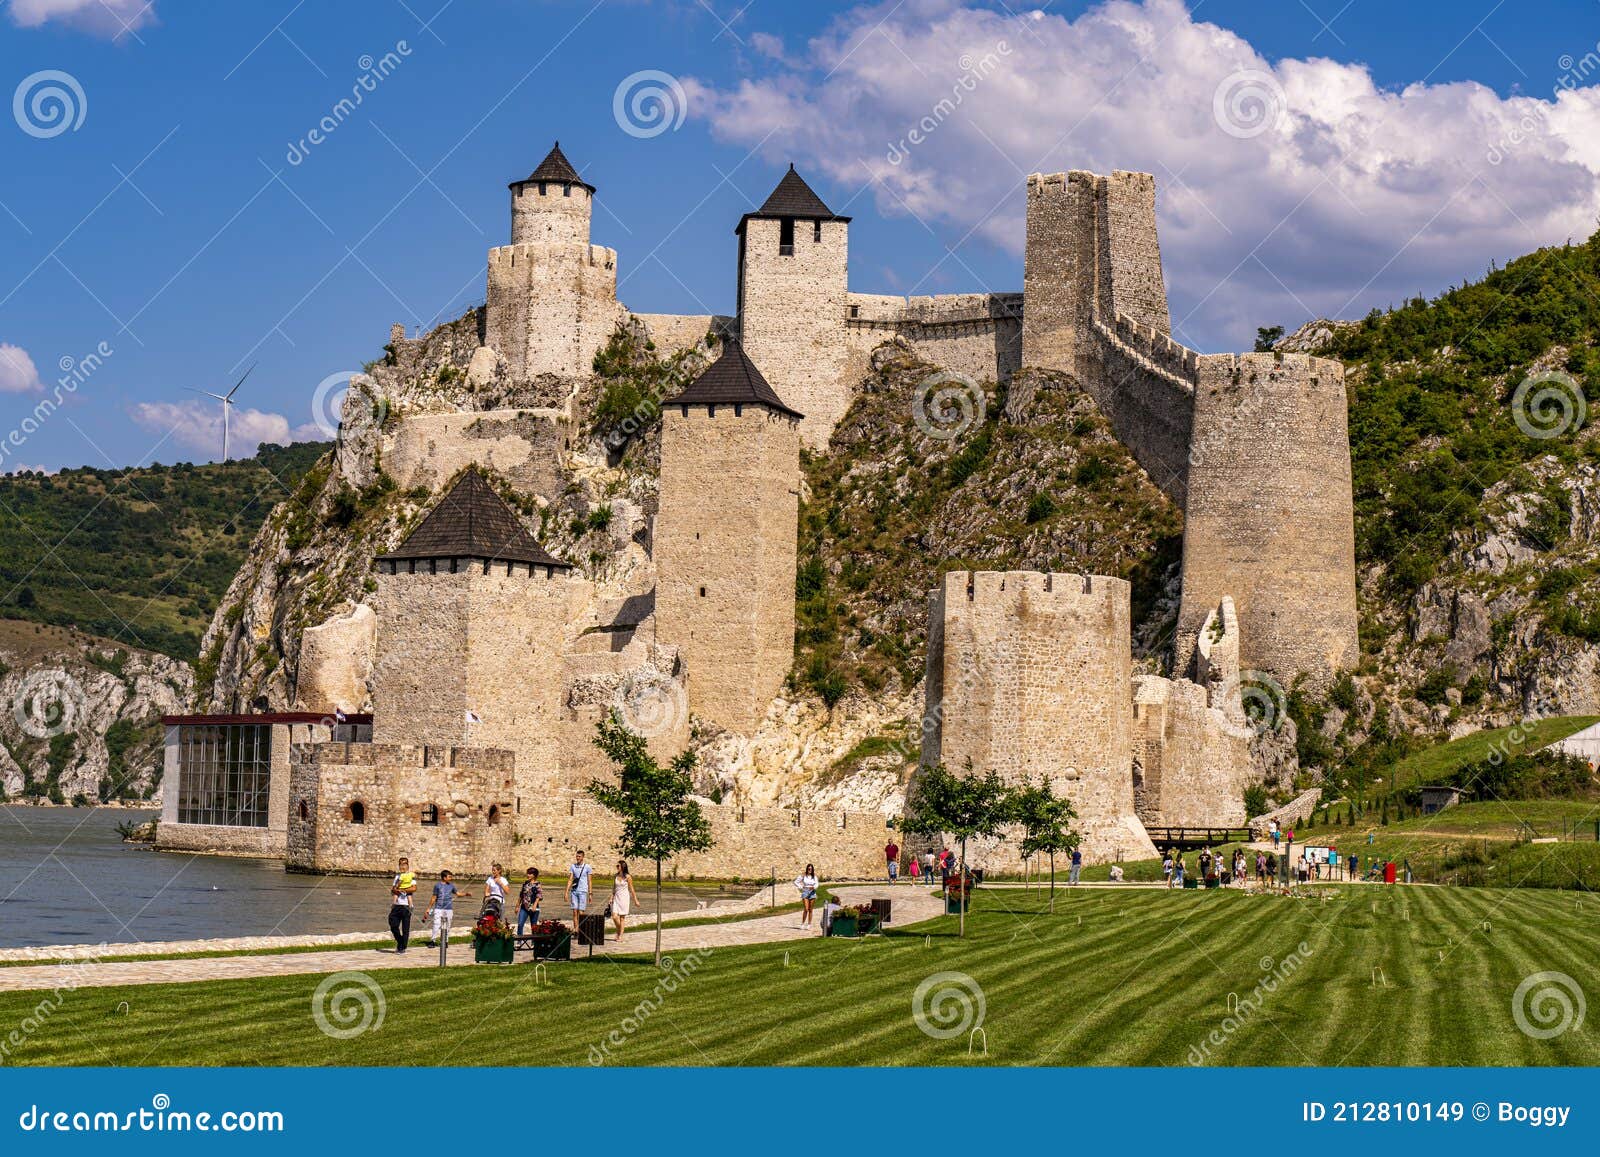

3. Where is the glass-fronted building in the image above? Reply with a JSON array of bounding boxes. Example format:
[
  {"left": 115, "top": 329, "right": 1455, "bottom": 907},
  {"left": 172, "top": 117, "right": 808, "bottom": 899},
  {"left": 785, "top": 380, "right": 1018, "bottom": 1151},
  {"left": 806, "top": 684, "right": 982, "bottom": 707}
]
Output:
[{"left": 157, "top": 713, "right": 372, "bottom": 857}]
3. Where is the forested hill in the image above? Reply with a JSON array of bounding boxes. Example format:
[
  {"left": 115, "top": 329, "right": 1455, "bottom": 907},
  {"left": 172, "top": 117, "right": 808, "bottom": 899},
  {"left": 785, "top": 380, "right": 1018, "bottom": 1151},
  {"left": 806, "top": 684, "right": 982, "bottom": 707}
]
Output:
[{"left": 0, "top": 442, "right": 329, "bottom": 660}]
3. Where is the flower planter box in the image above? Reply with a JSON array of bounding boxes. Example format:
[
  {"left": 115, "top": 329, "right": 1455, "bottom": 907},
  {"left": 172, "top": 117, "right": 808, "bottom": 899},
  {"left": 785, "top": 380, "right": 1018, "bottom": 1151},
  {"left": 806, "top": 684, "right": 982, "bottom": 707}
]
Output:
[
  {"left": 828, "top": 915, "right": 859, "bottom": 938},
  {"left": 858, "top": 914, "right": 882, "bottom": 936},
  {"left": 473, "top": 937, "right": 515, "bottom": 964},
  {"left": 528, "top": 934, "right": 571, "bottom": 961},
  {"left": 945, "top": 894, "right": 968, "bottom": 915}
]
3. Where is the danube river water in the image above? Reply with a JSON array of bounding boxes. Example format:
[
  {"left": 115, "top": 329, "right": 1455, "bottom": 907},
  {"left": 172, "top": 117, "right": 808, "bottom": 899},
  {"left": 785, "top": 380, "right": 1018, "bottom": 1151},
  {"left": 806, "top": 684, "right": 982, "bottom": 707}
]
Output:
[{"left": 0, "top": 806, "right": 749, "bottom": 948}]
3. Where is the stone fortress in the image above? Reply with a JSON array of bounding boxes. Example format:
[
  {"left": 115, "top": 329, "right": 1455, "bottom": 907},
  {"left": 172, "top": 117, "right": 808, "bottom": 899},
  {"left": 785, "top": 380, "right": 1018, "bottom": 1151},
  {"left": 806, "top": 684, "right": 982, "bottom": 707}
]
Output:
[{"left": 161, "top": 143, "right": 1358, "bottom": 876}]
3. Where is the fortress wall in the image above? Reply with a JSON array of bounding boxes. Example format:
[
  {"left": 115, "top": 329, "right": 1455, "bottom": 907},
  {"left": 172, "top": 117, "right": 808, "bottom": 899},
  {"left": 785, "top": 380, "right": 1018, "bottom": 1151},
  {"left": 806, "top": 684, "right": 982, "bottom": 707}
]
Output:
[
  {"left": 1022, "top": 172, "right": 1096, "bottom": 375},
  {"left": 1087, "top": 319, "right": 1195, "bottom": 501},
  {"left": 516, "top": 791, "right": 890, "bottom": 880},
  {"left": 287, "top": 742, "right": 516, "bottom": 875},
  {"left": 921, "top": 570, "right": 1156, "bottom": 864},
  {"left": 631, "top": 313, "right": 727, "bottom": 359},
  {"left": 842, "top": 292, "right": 1023, "bottom": 390},
  {"left": 1176, "top": 353, "right": 1359, "bottom": 688},
  {"left": 485, "top": 243, "right": 622, "bottom": 381},
  {"left": 738, "top": 216, "right": 849, "bottom": 447},
  {"left": 1131, "top": 675, "right": 1252, "bottom": 828},
  {"left": 383, "top": 408, "right": 572, "bottom": 503},
  {"left": 655, "top": 404, "right": 799, "bottom": 734}
]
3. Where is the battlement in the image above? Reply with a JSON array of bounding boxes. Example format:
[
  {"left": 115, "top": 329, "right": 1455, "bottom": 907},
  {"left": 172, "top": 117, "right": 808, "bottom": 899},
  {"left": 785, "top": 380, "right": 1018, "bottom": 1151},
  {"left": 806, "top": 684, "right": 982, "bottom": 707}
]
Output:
[
  {"left": 1110, "top": 311, "right": 1200, "bottom": 383},
  {"left": 487, "top": 243, "right": 617, "bottom": 272},
  {"left": 1193, "top": 349, "right": 1344, "bottom": 384},
  {"left": 290, "top": 742, "right": 515, "bottom": 772},
  {"left": 943, "top": 569, "right": 1128, "bottom": 605}
]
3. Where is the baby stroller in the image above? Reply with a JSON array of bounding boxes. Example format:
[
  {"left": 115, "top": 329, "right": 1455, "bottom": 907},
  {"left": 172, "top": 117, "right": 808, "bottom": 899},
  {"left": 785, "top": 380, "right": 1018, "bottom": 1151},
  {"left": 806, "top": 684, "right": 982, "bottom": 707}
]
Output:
[{"left": 478, "top": 892, "right": 505, "bottom": 921}]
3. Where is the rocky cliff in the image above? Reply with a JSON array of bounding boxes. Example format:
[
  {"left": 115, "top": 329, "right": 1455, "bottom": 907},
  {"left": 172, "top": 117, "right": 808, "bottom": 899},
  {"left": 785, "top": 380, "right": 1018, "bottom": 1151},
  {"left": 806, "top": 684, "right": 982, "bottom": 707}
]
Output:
[{"left": 0, "top": 621, "right": 191, "bottom": 803}]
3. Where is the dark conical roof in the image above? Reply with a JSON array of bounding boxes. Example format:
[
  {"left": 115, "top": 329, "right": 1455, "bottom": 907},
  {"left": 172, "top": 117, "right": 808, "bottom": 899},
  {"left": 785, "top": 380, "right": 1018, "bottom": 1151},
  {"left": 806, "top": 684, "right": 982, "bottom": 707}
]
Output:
[
  {"left": 379, "top": 469, "right": 570, "bottom": 568},
  {"left": 665, "top": 340, "right": 803, "bottom": 419},
  {"left": 736, "top": 164, "right": 850, "bottom": 233},
  {"left": 512, "top": 141, "right": 594, "bottom": 192}
]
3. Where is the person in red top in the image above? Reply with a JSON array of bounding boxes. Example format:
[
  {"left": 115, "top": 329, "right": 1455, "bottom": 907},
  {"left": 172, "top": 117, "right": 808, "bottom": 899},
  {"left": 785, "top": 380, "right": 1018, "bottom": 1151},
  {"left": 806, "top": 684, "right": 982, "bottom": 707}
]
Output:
[{"left": 884, "top": 840, "right": 900, "bottom": 883}]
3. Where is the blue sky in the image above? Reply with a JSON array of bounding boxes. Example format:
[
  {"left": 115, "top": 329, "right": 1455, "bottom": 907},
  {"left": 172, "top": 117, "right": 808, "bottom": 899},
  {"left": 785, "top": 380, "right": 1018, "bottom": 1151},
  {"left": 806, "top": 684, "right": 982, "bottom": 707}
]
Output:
[{"left": 3, "top": 0, "right": 1600, "bottom": 471}]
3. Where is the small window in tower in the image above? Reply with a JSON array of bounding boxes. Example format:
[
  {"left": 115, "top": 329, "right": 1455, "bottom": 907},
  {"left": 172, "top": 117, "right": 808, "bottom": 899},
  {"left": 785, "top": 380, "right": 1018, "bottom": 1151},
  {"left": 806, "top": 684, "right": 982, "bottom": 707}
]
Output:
[
  {"left": 699, "top": 586, "right": 707, "bottom": 598},
  {"left": 420, "top": 803, "right": 439, "bottom": 826},
  {"left": 779, "top": 217, "right": 795, "bottom": 256},
  {"left": 487, "top": 805, "right": 502, "bottom": 826},
  {"left": 813, "top": 220, "right": 822, "bottom": 242},
  {"left": 850, "top": 305, "right": 860, "bottom": 319},
  {"left": 346, "top": 801, "right": 365, "bottom": 825},
  {"left": 563, "top": 182, "right": 572, "bottom": 197},
  {"left": 298, "top": 800, "right": 309, "bottom": 821},
  {"left": 538, "top": 181, "right": 547, "bottom": 195}
]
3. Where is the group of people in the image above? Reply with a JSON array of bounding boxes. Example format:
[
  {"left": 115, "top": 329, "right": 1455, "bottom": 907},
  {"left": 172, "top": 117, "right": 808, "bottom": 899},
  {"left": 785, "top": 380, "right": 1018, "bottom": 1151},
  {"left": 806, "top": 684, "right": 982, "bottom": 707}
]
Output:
[{"left": 384, "top": 850, "right": 642, "bottom": 953}]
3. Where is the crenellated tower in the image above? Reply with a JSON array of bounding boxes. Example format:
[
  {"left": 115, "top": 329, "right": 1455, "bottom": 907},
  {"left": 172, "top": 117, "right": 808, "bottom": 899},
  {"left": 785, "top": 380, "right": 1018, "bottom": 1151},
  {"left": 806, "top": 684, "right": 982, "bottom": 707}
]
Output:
[{"left": 485, "top": 142, "right": 622, "bottom": 382}]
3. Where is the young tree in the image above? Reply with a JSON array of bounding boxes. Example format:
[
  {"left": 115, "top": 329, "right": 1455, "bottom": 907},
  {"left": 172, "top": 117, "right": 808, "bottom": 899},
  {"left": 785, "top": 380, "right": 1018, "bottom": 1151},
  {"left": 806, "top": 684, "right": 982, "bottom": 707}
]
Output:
[
  {"left": 1012, "top": 778, "right": 1080, "bottom": 913},
  {"left": 588, "top": 715, "right": 714, "bottom": 966},
  {"left": 901, "top": 761, "right": 1015, "bottom": 938}
]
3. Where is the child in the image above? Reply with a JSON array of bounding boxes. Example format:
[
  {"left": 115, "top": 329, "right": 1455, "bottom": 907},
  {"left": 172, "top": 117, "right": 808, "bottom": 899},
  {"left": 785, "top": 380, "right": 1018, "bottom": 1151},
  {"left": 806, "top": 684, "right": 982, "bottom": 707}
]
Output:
[
  {"left": 908, "top": 857, "right": 921, "bottom": 883},
  {"left": 424, "top": 869, "right": 471, "bottom": 947},
  {"left": 820, "top": 895, "right": 842, "bottom": 935}
]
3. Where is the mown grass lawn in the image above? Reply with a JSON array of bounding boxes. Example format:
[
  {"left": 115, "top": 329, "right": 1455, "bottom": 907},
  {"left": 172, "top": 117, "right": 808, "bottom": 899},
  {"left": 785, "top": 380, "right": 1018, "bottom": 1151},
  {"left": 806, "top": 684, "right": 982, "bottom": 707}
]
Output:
[{"left": 4, "top": 887, "right": 1597, "bottom": 1067}]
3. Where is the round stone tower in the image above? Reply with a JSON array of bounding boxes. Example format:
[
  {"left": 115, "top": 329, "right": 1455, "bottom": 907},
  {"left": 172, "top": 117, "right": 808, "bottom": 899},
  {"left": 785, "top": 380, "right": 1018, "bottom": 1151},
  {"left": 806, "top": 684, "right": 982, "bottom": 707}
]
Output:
[{"left": 509, "top": 141, "right": 593, "bottom": 246}]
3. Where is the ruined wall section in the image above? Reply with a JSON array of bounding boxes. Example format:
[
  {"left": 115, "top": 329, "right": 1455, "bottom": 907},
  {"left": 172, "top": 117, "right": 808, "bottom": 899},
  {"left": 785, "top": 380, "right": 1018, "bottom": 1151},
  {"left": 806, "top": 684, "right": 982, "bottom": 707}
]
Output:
[
  {"left": 737, "top": 217, "right": 848, "bottom": 448},
  {"left": 921, "top": 570, "right": 1156, "bottom": 864},
  {"left": 1175, "top": 353, "right": 1359, "bottom": 689},
  {"left": 287, "top": 742, "right": 516, "bottom": 875},
  {"left": 383, "top": 408, "right": 573, "bottom": 503},
  {"left": 654, "top": 404, "right": 800, "bottom": 734},
  {"left": 1130, "top": 675, "right": 1253, "bottom": 829},
  {"left": 632, "top": 313, "right": 735, "bottom": 359}
]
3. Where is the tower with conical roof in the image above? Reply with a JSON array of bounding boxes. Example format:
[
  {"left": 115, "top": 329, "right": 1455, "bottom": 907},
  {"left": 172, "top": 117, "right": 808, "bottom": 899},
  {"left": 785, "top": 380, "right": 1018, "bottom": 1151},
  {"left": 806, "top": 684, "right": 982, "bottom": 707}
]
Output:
[
  {"left": 486, "top": 141, "right": 622, "bottom": 382},
  {"left": 654, "top": 341, "right": 802, "bottom": 733},
  {"left": 735, "top": 164, "right": 850, "bottom": 449},
  {"left": 371, "top": 469, "right": 583, "bottom": 810}
]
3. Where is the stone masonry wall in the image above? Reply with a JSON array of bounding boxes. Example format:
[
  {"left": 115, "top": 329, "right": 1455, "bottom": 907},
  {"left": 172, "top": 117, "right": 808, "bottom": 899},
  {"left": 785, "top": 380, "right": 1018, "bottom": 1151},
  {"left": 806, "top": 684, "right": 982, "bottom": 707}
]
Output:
[
  {"left": 842, "top": 292, "right": 1023, "bottom": 392},
  {"left": 287, "top": 742, "right": 516, "bottom": 875},
  {"left": 633, "top": 313, "right": 732, "bottom": 359},
  {"left": 485, "top": 243, "right": 623, "bottom": 381},
  {"left": 654, "top": 403, "right": 799, "bottom": 734},
  {"left": 1130, "top": 674, "right": 1253, "bottom": 828},
  {"left": 383, "top": 408, "right": 572, "bottom": 504},
  {"left": 370, "top": 561, "right": 589, "bottom": 812},
  {"left": 1175, "top": 352, "right": 1359, "bottom": 689},
  {"left": 511, "top": 181, "right": 591, "bottom": 247},
  {"left": 921, "top": 570, "right": 1157, "bottom": 864},
  {"left": 738, "top": 217, "right": 848, "bottom": 448},
  {"left": 516, "top": 790, "right": 890, "bottom": 881}
]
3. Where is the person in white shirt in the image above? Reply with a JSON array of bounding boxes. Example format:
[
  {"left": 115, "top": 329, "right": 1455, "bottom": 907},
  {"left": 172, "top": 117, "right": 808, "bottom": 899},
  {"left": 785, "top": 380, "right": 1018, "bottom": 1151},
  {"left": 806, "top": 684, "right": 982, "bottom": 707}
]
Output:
[
  {"left": 484, "top": 863, "right": 510, "bottom": 915},
  {"left": 794, "top": 864, "right": 819, "bottom": 928}
]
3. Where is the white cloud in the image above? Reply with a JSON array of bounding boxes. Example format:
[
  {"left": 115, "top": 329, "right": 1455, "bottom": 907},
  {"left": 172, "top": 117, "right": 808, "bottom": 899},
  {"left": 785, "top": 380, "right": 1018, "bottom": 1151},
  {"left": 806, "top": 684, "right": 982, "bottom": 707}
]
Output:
[
  {"left": 131, "top": 400, "right": 322, "bottom": 461},
  {"left": 687, "top": 0, "right": 1600, "bottom": 350},
  {"left": 8, "top": 0, "right": 157, "bottom": 38},
  {"left": 0, "top": 344, "right": 45, "bottom": 393}
]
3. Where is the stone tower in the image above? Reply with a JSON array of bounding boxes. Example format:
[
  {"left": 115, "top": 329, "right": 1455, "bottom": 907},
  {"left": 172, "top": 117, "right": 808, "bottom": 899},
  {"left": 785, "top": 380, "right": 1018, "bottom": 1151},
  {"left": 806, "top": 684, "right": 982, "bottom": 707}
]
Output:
[
  {"left": 485, "top": 142, "right": 622, "bottom": 382},
  {"left": 371, "top": 469, "right": 580, "bottom": 812},
  {"left": 921, "top": 570, "right": 1157, "bottom": 864},
  {"left": 735, "top": 165, "right": 849, "bottom": 449},
  {"left": 654, "top": 341, "right": 802, "bottom": 734}
]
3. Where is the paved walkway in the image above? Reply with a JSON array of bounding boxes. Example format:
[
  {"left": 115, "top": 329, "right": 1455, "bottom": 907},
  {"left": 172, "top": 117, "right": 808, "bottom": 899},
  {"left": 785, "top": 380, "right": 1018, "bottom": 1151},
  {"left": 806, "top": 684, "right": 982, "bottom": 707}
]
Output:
[{"left": 0, "top": 885, "right": 943, "bottom": 994}]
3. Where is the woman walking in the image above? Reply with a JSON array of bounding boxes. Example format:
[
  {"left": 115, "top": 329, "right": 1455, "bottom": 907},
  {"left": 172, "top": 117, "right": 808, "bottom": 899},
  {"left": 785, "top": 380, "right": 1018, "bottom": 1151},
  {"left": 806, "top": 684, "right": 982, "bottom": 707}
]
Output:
[
  {"left": 608, "top": 860, "right": 638, "bottom": 943},
  {"left": 794, "top": 863, "right": 819, "bottom": 928}
]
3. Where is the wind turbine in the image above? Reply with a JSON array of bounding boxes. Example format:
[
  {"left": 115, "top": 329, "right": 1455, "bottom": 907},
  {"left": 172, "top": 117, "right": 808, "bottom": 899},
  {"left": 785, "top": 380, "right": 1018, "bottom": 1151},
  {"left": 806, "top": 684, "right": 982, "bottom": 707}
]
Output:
[{"left": 185, "top": 366, "right": 253, "bottom": 462}]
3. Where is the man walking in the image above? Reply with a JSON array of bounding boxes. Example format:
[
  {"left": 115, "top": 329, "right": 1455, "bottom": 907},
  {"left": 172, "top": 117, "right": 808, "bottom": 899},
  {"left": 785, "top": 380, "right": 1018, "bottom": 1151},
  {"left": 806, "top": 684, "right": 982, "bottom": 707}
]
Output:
[
  {"left": 568, "top": 850, "right": 593, "bottom": 927},
  {"left": 884, "top": 838, "right": 900, "bottom": 883},
  {"left": 1068, "top": 845, "right": 1083, "bottom": 886},
  {"left": 388, "top": 856, "right": 416, "bottom": 953},
  {"left": 424, "top": 869, "right": 470, "bottom": 947}
]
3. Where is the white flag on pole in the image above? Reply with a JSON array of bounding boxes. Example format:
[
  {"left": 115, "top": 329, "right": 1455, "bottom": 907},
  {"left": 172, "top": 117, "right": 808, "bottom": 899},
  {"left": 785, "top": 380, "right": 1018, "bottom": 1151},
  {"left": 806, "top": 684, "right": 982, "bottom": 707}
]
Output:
[{"left": 465, "top": 710, "right": 482, "bottom": 724}]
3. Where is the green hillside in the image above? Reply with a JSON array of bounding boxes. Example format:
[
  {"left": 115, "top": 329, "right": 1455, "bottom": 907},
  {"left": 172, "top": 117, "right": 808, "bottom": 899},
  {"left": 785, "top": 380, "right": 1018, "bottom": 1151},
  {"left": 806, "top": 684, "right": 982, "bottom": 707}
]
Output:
[{"left": 0, "top": 442, "right": 329, "bottom": 660}]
